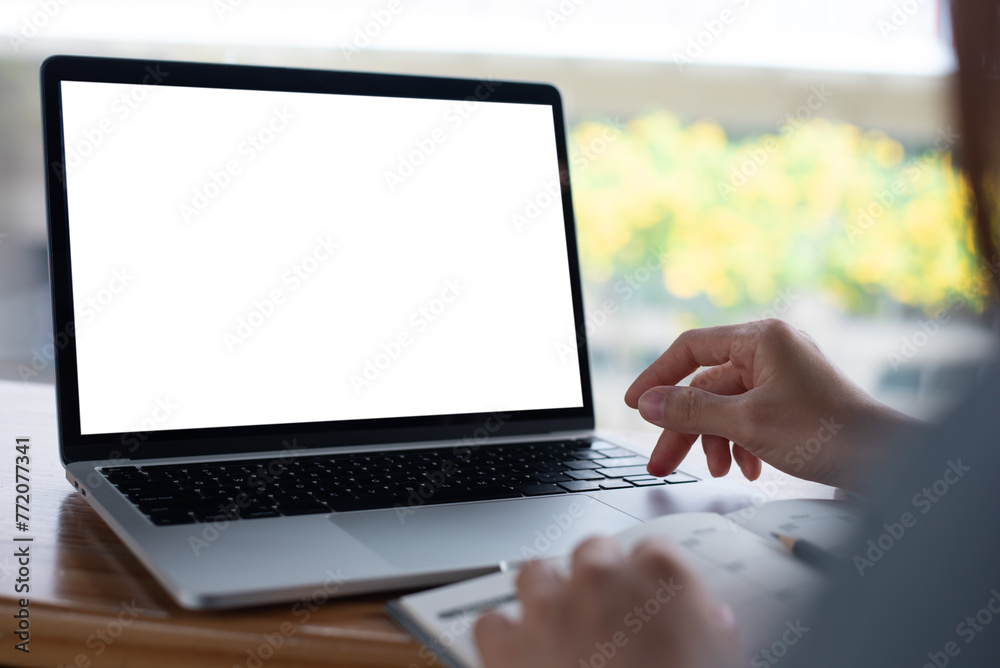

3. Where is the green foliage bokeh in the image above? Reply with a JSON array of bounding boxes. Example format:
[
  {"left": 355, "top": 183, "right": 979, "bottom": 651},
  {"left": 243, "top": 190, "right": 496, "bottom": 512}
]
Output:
[{"left": 568, "top": 112, "right": 983, "bottom": 315}]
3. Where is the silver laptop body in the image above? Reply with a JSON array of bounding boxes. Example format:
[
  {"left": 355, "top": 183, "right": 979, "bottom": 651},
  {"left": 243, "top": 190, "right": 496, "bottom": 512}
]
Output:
[{"left": 42, "top": 55, "right": 754, "bottom": 609}]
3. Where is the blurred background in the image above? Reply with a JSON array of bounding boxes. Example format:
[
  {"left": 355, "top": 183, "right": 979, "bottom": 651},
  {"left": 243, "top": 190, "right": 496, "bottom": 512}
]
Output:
[{"left": 1, "top": 0, "right": 994, "bottom": 432}]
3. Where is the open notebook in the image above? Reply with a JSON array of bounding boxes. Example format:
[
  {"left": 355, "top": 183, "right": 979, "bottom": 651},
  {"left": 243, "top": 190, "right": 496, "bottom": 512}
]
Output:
[{"left": 387, "top": 498, "right": 863, "bottom": 668}]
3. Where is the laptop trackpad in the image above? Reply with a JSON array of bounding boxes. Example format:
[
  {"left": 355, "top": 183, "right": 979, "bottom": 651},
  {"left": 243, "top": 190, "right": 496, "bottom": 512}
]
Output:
[{"left": 330, "top": 495, "right": 641, "bottom": 571}]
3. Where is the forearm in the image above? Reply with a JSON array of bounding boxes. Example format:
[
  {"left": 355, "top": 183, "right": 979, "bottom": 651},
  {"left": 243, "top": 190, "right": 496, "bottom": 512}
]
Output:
[{"left": 826, "top": 401, "right": 927, "bottom": 495}]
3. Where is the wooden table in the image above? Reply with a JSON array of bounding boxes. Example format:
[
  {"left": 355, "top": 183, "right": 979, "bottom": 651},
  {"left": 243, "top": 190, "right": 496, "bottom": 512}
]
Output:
[
  {"left": 0, "top": 381, "right": 430, "bottom": 667},
  {"left": 0, "top": 380, "right": 833, "bottom": 667}
]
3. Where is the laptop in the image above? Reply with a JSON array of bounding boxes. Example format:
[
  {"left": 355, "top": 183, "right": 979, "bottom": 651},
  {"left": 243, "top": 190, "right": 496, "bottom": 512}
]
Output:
[{"left": 41, "top": 55, "right": 754, "bottom": 610}]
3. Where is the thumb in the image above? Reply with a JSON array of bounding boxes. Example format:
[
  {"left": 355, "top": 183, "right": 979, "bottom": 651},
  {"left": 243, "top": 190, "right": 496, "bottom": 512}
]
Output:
[
  {"left": 474, "top": 611, "right": 520, "bottom": 666},
  {"left": 637, "top": 386, "right": 743, "bottom": 440}
]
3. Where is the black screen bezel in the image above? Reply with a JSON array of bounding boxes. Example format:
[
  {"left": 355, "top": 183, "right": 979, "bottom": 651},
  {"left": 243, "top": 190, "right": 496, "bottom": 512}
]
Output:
[{"left": 41, "top": 55, "right": 596, "bottom": 464}]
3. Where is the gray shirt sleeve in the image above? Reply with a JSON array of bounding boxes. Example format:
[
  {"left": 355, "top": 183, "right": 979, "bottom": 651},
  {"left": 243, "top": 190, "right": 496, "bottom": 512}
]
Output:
[{"left": 781, "top": 369, "right": 1000, "bottom": 668}]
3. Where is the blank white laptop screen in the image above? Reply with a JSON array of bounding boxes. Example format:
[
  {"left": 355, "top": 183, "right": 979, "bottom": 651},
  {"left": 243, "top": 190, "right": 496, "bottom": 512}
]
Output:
[{"left": 59, "top": 81, "right": 584, "bottom": 435}]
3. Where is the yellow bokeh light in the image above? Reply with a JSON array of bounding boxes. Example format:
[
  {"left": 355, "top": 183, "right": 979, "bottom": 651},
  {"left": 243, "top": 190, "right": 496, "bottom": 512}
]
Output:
[{"left": 569, "top": 113, "right": 983, "bottom": 315}]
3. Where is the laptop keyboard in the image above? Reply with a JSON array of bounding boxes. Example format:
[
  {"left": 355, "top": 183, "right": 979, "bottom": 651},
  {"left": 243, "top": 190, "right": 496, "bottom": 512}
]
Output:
[{"left": 101, "top": 439, "right": 699, "bottom": 526}]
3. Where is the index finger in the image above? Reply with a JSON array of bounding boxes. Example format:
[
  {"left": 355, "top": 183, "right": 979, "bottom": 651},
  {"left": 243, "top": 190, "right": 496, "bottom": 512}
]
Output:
[
  {"left": 515, "top": 558, "right": 564, "bottom": 612},
  {"left": 624, "top": 323, "right": 759, "bottom": 408}
]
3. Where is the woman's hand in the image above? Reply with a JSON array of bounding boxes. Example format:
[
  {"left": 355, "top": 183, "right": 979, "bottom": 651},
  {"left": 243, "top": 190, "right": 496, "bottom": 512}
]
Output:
[
  {"left": 475, "top": 536, "right": 742, "bottom": 668},
  {"left": 625, "top": 319, "right": 921, "bottom": 492}
]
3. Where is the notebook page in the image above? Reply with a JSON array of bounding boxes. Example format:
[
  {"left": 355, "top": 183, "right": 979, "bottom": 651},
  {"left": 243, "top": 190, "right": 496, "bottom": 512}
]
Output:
[{"left": 390, "top": 511, "right": 828, "bottom": 668}]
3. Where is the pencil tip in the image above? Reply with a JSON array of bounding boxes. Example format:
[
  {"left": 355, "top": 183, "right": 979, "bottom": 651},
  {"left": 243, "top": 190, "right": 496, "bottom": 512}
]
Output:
[{"left": 772, "top": 533, "right": 795, "bottom": 550}]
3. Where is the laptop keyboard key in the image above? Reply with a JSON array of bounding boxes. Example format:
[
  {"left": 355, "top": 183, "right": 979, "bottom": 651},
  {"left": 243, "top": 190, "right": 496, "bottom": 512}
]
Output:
[
  {"left": 598, "top": 480, "right": 634, "bottom": 490},
  {"left": 114, "top": 482, "right": 149, "bottom": 494},
  {"left": 587, "top": 441, "right": 618, "bottom": 450},
  {"left": 563, "top": 460, "right": 602, "bottom": 470},
  {"left": 136, "top": 481, "right": 184, "bottom": 494},
  {"left": 241, "top": 507, "right": 281, "bottom": 519},
  {"left": 116, "top": 440, "right": 698, "bottom": 523},
  {"left": 529, "top": 461, "right": 563, "bottom": 472},
  {"left": 596, "top": 457, "right": 647, "bottom": 468},
  {"left": 570, "top": 451, "right": 607, "bottom": 460},
  {"left": 271, "top": 492, "right": 315, "bottom": 505},
  {"left": 628, "top": 478, "right": 667, "bottom": 487},
  {"left": 566, "top": 470, "right": 604, "bottom": 481},
  {"left": 597, "top": 465, "right": 650, "bottom": 478},
  {"left": 147, "top": 511, "right": 195, "bottom": 526},
  {"left": 593, "top": 446, "right": 640, "bottom": 457},
  {"left": 558, "top": 480, "right": 601, "bottom": 492},
  {"left": 104, "top": 467, "right": 147, "bottom": 484},
  {"left": 533, "top": 472, "right": 572, "bottom": 483},
  {"left": 131, "top": 493, "right": 180, "bottom": 506},
  {"left": 192, "top": 509, "right": 238, "bottom": 522}
]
